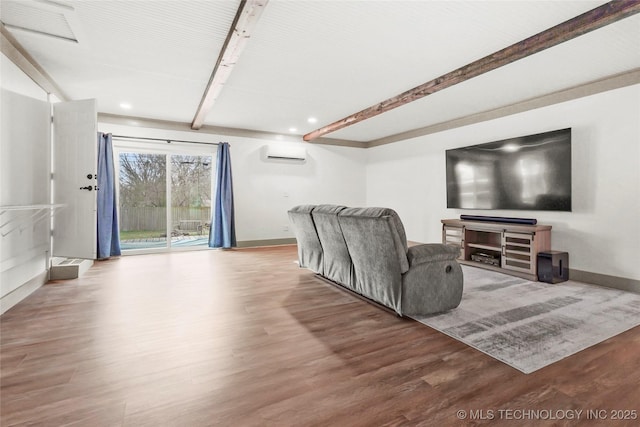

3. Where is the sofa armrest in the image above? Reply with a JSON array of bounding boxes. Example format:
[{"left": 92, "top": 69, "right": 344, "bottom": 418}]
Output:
[{"left": 407, "top": 243, "right": 460, "bottom": 267}]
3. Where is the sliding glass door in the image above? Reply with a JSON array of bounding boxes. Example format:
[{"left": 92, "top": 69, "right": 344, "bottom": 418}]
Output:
[
  {"left": 118, "top": 152, "right": 168, "bottom": 250},
  {"left": 170, "top": 154, "right": 212, "bottom": 248},
  {"left": 114, "top": 139, "right": 214, "bottom": 253}
]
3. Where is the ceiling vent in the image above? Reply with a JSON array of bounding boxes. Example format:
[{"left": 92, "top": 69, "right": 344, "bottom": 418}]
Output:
[{"left": 1, "top": 0, "right": 82, "bottom": 43}]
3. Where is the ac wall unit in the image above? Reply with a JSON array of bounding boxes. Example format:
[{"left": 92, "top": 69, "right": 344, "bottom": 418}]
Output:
[{"left": 262, "top": 145, "right": 307, "bottom": 162}]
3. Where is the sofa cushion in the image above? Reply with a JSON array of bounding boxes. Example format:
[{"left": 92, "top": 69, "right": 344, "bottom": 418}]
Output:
[
  {"left": 339, "top": 207, "right": 409, "bottom": 273},
  {"left": 287, "top": 205, "right": 323, "bottom": 274},
  {"left": 311, "top": 205, "right": 355, "bottom": 288},
  {"left": 337, "top": 207, "right": 410, "bottom": 312}
]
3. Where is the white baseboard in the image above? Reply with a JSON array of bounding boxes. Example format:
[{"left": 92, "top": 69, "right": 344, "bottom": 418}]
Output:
[
  {"left": 0, "top": 270, "right": 47, "bottom": 315},
  {"left": 570, "top": 269, "right": 640, "bottom": 294},
  {"left": 236, "top": 238, "right": 296, "bottom": 248}
]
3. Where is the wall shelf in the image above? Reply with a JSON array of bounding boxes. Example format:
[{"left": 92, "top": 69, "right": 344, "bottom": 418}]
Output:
[
  {"left": 467, "top": 242, "right": 501, "bottom": 252},
  {"left": 0, "top": 204, "right": 65, "bottom": 237}
]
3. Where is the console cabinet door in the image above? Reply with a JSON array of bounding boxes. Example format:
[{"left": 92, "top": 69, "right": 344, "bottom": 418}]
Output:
[
  {"left": 502, "top": 232, "right": 535, "bottom": 275},
  {"left": 442, "top": 225, "right": 464, "bottom": 259}
]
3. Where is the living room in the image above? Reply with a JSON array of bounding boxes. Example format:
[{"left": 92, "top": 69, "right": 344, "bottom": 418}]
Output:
[{"left": 1, "top": 1, "right": 639, "bottom": 425}]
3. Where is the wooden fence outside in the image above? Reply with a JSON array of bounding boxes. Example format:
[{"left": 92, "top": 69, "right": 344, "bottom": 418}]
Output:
[{"left": 120, "top": 207, "right": 211, "bottom": 231}]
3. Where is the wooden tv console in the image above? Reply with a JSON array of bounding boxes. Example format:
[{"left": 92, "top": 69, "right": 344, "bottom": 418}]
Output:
[{"left": 441, "top": 219, "right": 551, "bottom": 281}]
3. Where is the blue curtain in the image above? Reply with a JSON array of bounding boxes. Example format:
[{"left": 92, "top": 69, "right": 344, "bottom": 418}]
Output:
[
  {"left": 209, "top": 142, "right": 236, "bottom": 248},
  {"left": 97, "top": 132, "right": 121, "bottom": 259}
]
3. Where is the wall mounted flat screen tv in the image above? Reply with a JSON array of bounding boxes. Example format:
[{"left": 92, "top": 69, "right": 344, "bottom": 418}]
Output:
[{"left": 446, "top": 128, "right": 571, "bottom": 211}]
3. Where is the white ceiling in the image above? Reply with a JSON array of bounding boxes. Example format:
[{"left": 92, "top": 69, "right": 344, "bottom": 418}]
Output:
[{"left": 2, "top": 0, "right": 639, "bottom": 144}]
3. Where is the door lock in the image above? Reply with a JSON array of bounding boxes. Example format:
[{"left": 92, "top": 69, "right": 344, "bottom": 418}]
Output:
[{"left": 87, "top": 174, "right": 96, "bottom": 179}]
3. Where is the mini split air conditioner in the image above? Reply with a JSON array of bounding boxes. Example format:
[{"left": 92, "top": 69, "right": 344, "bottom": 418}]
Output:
[{"left": 262, "top": 145, "right": 307, "bottom": 162}]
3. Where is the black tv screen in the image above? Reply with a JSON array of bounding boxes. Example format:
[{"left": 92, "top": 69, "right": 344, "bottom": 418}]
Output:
[{"left": 446, "top": 128, "right": 571, "bottom": 211}]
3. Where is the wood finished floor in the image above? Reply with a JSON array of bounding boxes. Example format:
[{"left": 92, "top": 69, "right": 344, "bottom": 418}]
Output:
[{"left": 1, "top": 245, "right": 639, "bottom": 426}]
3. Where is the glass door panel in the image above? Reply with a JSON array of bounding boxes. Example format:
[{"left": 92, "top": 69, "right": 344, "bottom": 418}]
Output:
[
  {"left": 170, "top": 155, "right": 212, "bottom": 248},
  {"left": 118, "top": 152, "right": 167, "bottom": 250}
]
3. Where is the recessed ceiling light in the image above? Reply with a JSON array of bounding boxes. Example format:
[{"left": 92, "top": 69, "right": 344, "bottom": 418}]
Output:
[
  {"left": 502, "top": 143, "right": 520, "bottom": 152},
  {"left": 288, "top": 127, "right": 297, "bottom": 133},
  {"left": 307, "top": 117, "right": 318, "bottom": 124},
  {"left": 119, "top": 102, "right": 132, "bottom": 110}
]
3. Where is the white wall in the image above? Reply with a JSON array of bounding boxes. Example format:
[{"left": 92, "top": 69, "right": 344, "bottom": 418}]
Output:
[
  {"left": 366, "top": 84, "right": 640, "bottom": 281},
  {"left": 97, "top": 122, "right": 367, "bottom": 243},
  {"left": 0, "top": 53, "right": 48, "bottom": 101},
  {"left": 0, "top": 53, "right": 52, "bottom": 314},
  {"left": 231, "top": 138, "right": 366, "bottom": 241}
]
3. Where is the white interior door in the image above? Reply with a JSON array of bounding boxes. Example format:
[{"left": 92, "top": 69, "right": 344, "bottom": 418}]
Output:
[{"left": 52, "top": 99, "right": 97, "bottom": 259}]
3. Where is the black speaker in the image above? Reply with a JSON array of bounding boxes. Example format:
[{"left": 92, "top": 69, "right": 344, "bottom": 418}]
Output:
[
  {"left": 460, "top": 215, "right": 537, "bottom": 225},
  {"left": 537, "top": 251, "right": 569, "bottom": 283}
]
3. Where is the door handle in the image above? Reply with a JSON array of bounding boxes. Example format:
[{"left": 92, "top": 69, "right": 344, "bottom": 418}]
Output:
[{"left": 79, "top": 186, "right": 93, "bottom": 191}]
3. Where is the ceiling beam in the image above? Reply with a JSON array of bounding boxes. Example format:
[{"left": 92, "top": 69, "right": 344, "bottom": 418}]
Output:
[
  {"left": 1, "top": 24, "right": 68, "bottom": 101},
  {"left": 191, "top": 0, "right": 268, "bottom": 130},
  {"left": 367, "top": 68, "right": 640, "bottom": 148},
  {"left": 304, "top": 0, "right": 640, "bottom": 142}
]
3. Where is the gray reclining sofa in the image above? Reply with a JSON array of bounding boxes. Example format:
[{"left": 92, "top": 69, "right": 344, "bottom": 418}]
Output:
[{"left": 288, "top": 205, "right": 463, "bottom": 316}]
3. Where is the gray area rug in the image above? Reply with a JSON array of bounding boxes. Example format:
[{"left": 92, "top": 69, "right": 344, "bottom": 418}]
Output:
[{"left": 411, "top": 265, "right": 640, "bottom": 374}]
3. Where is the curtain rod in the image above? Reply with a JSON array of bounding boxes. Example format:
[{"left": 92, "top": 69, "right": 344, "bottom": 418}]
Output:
[{"left": 111, "top": 134, "right": 222, "bottom": 146}]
